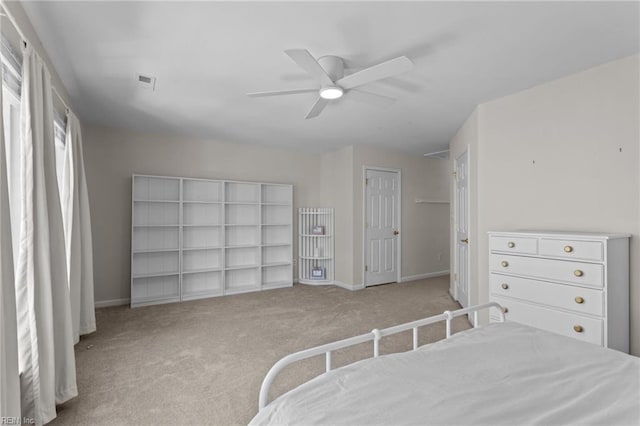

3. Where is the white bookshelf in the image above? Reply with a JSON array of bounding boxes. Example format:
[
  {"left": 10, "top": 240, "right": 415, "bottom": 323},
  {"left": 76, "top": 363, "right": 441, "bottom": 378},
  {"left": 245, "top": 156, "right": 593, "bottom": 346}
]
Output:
[
  {"left": 131, "top": 175, "right": 293, "bottom": 307},
  {"left": 298, "top": 208, "right": 334, "bottom": 285}
]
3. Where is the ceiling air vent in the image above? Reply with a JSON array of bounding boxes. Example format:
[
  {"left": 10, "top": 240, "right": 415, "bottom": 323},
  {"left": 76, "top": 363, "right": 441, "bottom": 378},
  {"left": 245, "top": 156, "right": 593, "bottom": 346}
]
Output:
[{"left": 137, "top": 74, "right": 156, "bottom": 91}]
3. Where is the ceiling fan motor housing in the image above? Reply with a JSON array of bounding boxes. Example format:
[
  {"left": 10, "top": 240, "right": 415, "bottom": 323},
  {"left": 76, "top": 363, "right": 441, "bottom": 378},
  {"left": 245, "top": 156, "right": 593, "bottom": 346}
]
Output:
[{"left": 317, "top": 55, "right": 345, "bottom": 82}]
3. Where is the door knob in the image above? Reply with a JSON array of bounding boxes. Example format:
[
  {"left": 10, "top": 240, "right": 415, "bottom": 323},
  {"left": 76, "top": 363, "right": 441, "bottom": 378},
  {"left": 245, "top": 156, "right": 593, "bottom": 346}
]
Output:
[
  {"left": 393, "top": 230, "right": 399, "bottom": 235},
  {"left": 460, "top": 238, "right": 469, "bottom": 243}
]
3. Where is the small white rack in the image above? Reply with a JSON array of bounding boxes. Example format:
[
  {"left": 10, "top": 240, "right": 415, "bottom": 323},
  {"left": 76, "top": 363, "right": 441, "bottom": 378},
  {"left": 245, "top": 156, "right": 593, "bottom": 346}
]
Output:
[{"left": 298, "top": 208, "right": 334, "bottom": 285}]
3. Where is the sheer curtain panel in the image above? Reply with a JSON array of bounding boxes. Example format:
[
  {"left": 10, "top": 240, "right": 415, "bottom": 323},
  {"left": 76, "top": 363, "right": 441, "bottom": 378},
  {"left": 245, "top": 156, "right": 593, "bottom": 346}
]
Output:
[
  {"left": 61, "top": 112, "right": 95, "bottom": 342},
  {"left": 16, "top": 44, "right": 77, "bottom": 424},
  {"left": 0, "top": 70, "right": 21, "bottom": 421}
]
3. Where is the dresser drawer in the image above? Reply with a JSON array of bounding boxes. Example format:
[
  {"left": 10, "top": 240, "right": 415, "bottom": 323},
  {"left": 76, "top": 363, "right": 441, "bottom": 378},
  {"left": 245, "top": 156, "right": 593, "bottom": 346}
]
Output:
[
  {"left": 490, "top": 274, "right": 604, "bottom": 316},
  {"left": 491, "top": 296, "right": 603, "bottom": 346},
  {"left": 539, "top": 238, "right": 604, "bottom": 262},
  {"left": 489, "top": 235, "right": 537, "bottom": 255},
  {"left": 490, "top": 254, "right": 604, "bottom": 288}
]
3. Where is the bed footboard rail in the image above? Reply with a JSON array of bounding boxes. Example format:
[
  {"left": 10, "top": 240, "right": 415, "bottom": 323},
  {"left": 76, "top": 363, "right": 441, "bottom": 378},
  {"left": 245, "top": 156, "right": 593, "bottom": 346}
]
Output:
[{"left": 258, "top": 302, "right": 504, "bottom": 410}]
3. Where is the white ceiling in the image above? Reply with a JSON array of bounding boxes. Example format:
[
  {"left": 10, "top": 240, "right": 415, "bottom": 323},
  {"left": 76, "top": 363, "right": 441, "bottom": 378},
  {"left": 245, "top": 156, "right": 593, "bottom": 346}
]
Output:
[{"left": 21, "top": 1, "right": 640, "bottom": 155}]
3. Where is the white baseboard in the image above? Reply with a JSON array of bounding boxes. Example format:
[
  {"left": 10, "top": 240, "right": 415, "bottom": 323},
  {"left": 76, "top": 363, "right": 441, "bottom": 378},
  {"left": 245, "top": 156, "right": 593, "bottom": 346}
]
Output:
[
  {"left": 334, "top": 281, "right": 365, "bottom": 291},
  {"left": 96, "top": 273, "right": 448, "bottom": 307},
  {"left": 400, "top": 270, "right": 450, "bottom": 283},
  {"left": 297, "top": 279, "right": 365, "bottom": 291},
  {"left": 95, "top": 298, "right": 130, "bottom": 308}
]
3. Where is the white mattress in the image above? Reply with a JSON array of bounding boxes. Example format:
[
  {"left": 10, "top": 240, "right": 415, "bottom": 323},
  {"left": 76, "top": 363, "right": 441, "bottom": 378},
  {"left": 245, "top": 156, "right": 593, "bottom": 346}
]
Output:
[{"left": 250, "top": 322, "right": 640, "bottom": 425}]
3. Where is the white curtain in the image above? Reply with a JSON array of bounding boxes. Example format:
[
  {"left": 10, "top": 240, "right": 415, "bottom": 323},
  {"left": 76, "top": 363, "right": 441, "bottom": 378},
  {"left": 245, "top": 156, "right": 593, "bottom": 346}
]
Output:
[
  {"left": 0, "top": 73, "right": 21, "bottom": 420},
  {"left": 60, "top": 112, "right": 95, "bottom": 342},
  {"left": 16, "top": 44, "right": 77, "bottom": 425}
]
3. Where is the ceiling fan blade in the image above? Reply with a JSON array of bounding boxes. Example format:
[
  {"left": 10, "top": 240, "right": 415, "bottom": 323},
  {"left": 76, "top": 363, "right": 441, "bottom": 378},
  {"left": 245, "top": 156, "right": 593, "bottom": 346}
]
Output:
[
  {"left": 285, "top": 49, "right": 334, "bottom": 86},
  {"left": 305, "top": 97, "right": 329, "bottom": 119},
  {"left": 347, "top": 89, "right": 396, "bottom": 107},
  {"left": 247, "top": 88, "right": 317, "bottom": 97},
  {"left": 336, "top": 56, "right": 413, "bottom": 90}
]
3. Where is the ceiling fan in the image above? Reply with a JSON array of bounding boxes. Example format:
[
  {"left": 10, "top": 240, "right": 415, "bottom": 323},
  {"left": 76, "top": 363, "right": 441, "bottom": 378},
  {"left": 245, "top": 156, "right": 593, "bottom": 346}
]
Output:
[{"left": 248, "top": 49, "right": 414, "bottom": 119}]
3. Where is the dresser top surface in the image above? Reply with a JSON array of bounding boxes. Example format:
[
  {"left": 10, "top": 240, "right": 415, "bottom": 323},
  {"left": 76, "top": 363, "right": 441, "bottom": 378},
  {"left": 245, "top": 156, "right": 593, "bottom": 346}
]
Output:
[{"left": 488, "top": 231, "right": 631, "bottom": 240}]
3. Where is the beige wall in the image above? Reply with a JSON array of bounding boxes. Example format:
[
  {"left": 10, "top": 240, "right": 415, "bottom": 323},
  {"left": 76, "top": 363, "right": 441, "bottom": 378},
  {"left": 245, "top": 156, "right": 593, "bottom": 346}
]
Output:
[
  {"left": 450, "top": 54, "right": 640, "bottom": 355},
  {"left": 448, "top": 109, "right": 479, "bottom": 304},
  {"left": 84, "top": 124, "right": 453, "bottom": 303},
  {"left": 83, "top": 125, "right": 322, "bottom": 303},
  {"left": 320, "top": 146, "right": 354, "bottom": 285},
  {"left": 351, "top": 145, "right": 450, "bottom": 286}
]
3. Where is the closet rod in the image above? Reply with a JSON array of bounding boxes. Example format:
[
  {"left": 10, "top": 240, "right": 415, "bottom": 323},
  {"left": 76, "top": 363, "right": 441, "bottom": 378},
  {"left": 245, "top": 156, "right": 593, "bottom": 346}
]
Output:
[{"left": 0, "top": 1, "right": 72, "bottom": 114}]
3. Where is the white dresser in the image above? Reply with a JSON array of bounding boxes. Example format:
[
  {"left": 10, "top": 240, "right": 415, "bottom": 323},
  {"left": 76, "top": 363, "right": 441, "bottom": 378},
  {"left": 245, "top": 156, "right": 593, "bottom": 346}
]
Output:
[{"left": 488, "top": 231, "right": 629, "bottom": 353}]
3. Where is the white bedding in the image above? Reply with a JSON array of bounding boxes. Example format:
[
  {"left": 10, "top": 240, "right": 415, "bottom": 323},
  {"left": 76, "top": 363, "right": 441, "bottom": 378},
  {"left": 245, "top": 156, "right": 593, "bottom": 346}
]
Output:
[{"left": 250, "top": 322, "right": 640, "bottom": 425}]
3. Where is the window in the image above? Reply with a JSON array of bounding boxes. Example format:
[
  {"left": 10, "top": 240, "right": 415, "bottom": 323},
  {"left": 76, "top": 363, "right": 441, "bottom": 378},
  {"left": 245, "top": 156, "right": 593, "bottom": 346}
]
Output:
[
  {"left": 1, "top": 34, "right": 22, "bottom": 268},
  {"left": 54, "top": 110, "right": 66, "bottom": 192},
  {"left": 2, "top": 33, "right": 68, "bottom": 265}
]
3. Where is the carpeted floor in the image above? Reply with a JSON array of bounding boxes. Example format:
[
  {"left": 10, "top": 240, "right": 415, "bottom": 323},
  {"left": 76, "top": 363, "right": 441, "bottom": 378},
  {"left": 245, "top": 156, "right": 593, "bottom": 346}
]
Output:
[{"left": 52, "top": 276, "right": 468, "bottom": 425}]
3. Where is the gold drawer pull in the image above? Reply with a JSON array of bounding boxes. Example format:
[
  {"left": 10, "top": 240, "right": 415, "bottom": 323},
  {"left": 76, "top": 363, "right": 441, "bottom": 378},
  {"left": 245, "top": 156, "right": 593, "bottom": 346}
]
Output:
[
  {"left": 575, "top": 296, "right": 585, "bottom": 304},
  {"left": 564, "top": 245, "right": 574, "bottom": 253},
  {"left": 507, "top": 242, "right": 515, "bottom": 248},
  {"left": 574, "top": 270, "right": 584, "bottom": 277},
  {"left": 573, "top": 325, "right": 583, "bottom": 333},
  {"left": 501, "top": 283, "right": 509, "bottom": 290},
  {"left": 502, "top": 307, "right": 509, "bottom": 314},
  {"left": 501, "top": 261, "right": 509, "bottom": 267}
]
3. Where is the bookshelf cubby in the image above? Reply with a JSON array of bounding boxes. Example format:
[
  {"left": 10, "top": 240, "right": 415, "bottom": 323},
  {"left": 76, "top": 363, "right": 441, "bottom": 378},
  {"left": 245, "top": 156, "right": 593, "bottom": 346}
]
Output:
[{"left": 131, "top": 175, "right": 293, "bottom": 307}]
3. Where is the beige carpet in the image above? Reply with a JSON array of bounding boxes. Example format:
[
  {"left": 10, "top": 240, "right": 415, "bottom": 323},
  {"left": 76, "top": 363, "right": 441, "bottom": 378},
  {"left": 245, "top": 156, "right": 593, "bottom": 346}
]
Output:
[{"left": 52, "top": 276, "right": 468, "bottom": 425}]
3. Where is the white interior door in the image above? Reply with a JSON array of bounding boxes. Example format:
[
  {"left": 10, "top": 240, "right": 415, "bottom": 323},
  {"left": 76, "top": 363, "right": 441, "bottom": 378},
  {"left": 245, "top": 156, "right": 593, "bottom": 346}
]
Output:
[
  {"left": 365, "top": 169, "right": 399, "bottom": 286},
  {"left": 454, "top": 150, "right": 469, "bottom": 307}
]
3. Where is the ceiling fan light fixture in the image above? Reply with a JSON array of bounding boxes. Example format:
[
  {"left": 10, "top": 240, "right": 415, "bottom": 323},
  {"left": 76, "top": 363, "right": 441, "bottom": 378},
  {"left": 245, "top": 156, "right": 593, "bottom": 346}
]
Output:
[{"left": 319, "top": 86, "right": 343, "bottom": 100}]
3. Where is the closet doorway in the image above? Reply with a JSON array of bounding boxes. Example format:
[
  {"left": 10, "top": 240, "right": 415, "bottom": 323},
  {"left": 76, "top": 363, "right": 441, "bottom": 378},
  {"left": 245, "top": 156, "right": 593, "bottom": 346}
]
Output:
[
  {"left": 363, "top": 167, "right": 401, "bottom": 287},
  {"left": 453, "top": 149, "right": 470, "bottom": 307}
]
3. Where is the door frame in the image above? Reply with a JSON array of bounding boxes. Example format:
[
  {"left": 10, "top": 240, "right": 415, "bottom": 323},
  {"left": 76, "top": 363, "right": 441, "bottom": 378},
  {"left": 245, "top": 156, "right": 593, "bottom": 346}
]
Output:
[
  {"left": 452, "top": 146, "right": 470, "bottom": 307},
  {"left": 362, "top": 166, "right": 402, "bottom": 287}
]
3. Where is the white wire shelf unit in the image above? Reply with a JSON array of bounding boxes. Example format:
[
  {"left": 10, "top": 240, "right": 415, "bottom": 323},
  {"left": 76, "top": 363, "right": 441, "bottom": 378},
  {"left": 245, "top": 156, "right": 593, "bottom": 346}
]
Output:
[{"left": 298, "top": 208, "right": 334, "bottom": 285}]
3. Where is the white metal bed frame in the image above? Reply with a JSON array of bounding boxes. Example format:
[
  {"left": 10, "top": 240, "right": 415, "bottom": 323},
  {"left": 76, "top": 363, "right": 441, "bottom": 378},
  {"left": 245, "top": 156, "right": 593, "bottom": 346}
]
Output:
[{"left": 258, "top": 302, "right": 505, "bottom": 410}]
